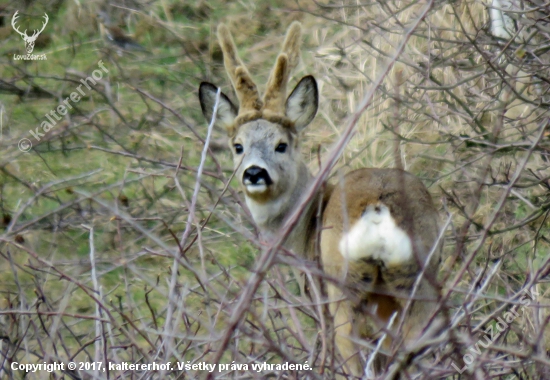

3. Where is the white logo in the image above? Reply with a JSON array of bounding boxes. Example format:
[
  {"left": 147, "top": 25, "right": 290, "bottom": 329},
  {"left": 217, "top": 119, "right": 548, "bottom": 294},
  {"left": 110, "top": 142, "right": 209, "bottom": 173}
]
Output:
[{"left": 11, "top": 11, "right": 48, "bottom": 60}]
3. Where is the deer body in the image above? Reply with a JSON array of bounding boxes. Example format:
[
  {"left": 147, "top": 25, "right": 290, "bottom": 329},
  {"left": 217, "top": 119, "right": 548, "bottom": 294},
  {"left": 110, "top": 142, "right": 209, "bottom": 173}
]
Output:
[
  {"left": 199, "top": 22, "right": 442, "bottom": 377},
  {"left": 321, "top": 168, "right": 441, "bottom": 375}
]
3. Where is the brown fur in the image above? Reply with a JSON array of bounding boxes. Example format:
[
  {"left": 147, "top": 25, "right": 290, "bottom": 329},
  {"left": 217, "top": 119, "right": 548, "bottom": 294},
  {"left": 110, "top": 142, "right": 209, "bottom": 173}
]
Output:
[
  {"left": 234, "top": 111, "right": 294, "bottom": 129},
  {"left": 321, "top": 168, "right": 442, "bottom": 375}
]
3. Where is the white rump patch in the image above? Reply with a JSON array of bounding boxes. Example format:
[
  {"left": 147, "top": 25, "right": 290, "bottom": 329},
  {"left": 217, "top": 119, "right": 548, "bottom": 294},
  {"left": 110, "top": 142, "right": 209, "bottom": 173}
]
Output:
[{"left": 339, "top": 203, "right": 412, "bottom": 267}]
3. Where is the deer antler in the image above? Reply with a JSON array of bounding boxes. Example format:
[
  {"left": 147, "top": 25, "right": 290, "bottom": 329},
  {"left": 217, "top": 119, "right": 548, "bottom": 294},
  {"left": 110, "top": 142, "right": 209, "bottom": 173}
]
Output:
[
  {"left": 11, "top": 11, "right": 48, "bottom": 40},
  {"left": 262, "top": 22, "right": 302, "bottom": 117},
  {"left": 217, "top": 24, "right": 263, "bottom": 118},
  {"left": 216, "top": 23, "right": 303, "bottom": 130},
  {"left": 11, "top": 11, "right": 28, "bottom": 38},
  {"left": 32, "top": 13, "right": 49, "bottom": 38}
]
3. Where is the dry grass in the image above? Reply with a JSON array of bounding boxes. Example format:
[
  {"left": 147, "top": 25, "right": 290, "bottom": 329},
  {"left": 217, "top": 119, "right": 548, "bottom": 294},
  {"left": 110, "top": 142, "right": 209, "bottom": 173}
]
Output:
[{"left": 0, "top": 0, "right": 549, "bottom": 379}]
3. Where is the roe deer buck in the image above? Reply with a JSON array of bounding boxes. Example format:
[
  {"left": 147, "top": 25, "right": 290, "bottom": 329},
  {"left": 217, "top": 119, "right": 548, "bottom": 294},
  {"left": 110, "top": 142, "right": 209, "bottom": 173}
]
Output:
[{"left": 198, "top": 22, "right": 442, "bottom": 377}]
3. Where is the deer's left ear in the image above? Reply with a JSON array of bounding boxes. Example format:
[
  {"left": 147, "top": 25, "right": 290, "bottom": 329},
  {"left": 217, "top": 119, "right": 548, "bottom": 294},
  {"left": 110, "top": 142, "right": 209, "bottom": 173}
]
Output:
[{"left": 285, "top": 76, "right": 318, "bottom": 132}]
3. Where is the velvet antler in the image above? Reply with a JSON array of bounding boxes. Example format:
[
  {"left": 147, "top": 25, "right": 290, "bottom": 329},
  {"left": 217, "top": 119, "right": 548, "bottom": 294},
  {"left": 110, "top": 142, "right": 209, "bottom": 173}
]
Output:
[
  {"left": 217, "top": 22, "right": 303, "bottom": 129},
  {"left": 217, "top": 24, "right": 263, "bottom": 115},
  {"left": 262, "top": 22, "right": 302, "bottom": 117}
]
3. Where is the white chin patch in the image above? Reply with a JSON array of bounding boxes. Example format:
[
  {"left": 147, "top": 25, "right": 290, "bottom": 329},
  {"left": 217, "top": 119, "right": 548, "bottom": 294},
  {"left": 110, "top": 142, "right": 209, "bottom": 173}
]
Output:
[
  {"left": 246, "top": 184, "right": 268, "bottom": 194},
  {"left": 339, "top": 203, "right": 412, "bottom": 267}
]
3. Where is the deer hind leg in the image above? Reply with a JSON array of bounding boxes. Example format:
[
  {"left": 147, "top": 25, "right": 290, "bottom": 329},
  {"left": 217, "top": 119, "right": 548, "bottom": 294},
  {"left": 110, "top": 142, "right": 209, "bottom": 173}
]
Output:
[
  {"left": 350, "top": 292, "right": 401, "bottom": 375},
  {"left": 327, "top": 282, "right": 363, "bottom": 378},
  {"left": 400, "top": 281, "right": 442, "bottom": 350}
]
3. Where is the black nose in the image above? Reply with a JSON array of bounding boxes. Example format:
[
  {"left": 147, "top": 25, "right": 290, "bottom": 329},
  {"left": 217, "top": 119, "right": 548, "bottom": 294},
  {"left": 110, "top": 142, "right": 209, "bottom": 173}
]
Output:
[{"left": 243, "top": 166, "right": 272, "bottom": 185}]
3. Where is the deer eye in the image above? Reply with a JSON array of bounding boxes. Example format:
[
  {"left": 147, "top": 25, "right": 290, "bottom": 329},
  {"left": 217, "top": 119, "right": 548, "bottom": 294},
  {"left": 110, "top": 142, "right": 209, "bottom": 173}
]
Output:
[
  {"left": 234, "top": 144, "right": 243, "bottom": 155},
  {"left": 275, "top": 143, "right": 288, "bottom": 153}
]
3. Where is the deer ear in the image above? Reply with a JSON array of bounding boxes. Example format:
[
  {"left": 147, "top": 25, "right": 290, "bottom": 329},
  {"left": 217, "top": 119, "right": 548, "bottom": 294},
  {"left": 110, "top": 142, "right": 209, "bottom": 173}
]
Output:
[
  {"left": 199, "top": 82, "right": 238, "bottom": 132},
  {"left": 285, "top": 76, "right": 318, "bottom": 132}
]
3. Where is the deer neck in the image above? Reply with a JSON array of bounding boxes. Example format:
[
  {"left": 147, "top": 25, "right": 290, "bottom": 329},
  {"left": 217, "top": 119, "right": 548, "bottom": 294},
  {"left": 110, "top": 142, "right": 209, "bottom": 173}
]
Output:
[{"left": 245, "top": 161, "right": 318, "bottom": 257}]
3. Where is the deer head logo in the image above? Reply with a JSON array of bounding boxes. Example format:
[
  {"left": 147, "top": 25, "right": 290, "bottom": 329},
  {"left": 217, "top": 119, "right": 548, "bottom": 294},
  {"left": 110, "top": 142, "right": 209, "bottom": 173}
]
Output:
[{"left": 11, "top": 11, "right": 49, "bottom": 54}]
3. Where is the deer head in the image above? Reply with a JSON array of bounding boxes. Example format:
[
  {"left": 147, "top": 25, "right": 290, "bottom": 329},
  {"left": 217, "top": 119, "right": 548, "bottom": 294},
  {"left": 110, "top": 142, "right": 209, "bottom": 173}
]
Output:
[
  {"left": 12, "top": 11, "right": 49, "bottom": 54},
  {"left": 199, "top": 23, "right": 318, "bottom": 229}
]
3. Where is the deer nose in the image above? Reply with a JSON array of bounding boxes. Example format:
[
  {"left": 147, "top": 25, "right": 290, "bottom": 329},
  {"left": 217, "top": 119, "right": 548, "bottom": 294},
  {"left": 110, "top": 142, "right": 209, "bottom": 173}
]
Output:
[{"left": 243, "top": 166, "right": 272, "bottom": 186}]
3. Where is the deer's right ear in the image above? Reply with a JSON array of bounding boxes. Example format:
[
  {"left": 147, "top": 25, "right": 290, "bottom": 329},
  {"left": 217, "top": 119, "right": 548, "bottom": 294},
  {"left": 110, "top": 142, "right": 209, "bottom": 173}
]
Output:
[
  {"left": 286, "top": 76, "right": 318, "bottom": 132},
  {"left": 199, "top": 82, "right": 238, "bottom": 131}
]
